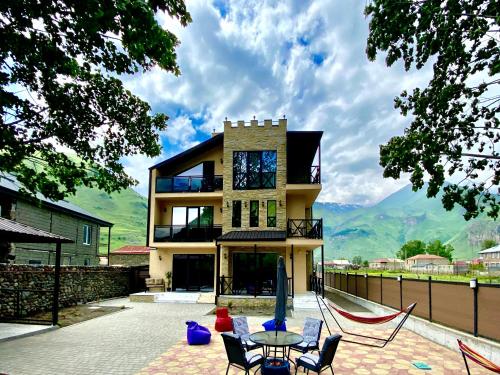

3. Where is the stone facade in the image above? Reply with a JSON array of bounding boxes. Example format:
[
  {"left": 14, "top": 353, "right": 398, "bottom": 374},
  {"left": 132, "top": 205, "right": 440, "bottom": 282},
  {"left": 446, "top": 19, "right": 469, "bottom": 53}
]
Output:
[
  {"left": 0, "top": 264, "right": 130, "bottom": 319},
  {"left": 222, "top": 119, "right": 287, "bottom": 232},
  {"left": 109, "top": 254, "right": 149, "bottom": 266}
]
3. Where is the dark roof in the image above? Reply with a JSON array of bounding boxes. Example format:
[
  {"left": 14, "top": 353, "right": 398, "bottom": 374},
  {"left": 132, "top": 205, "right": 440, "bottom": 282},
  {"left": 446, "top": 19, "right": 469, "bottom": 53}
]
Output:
[
  {"left": 0, "top": 174, "right": 113, "bottom": 227},
  {"left": 0, "top": 217, "right": 73, "bottom": 243},
  {"left": 217, "top": 230, "right": 287, "bottom": 242},
  {"left": 149, "top": 133, "right": 224, "bottom": 171}
]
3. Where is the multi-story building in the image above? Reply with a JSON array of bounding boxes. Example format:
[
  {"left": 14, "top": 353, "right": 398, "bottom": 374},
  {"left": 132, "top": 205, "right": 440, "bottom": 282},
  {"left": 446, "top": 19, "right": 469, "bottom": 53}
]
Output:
[{"left": 147, "top": 119, "right": 323, "bottom": 298}]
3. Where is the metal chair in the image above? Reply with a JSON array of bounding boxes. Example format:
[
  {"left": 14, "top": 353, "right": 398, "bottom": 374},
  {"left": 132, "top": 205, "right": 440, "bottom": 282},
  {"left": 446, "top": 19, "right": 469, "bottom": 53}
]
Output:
[
  {"left": 289, "top": 317, "right": 323, "bottom": 355},
  {"left": 295, "top": 334, "right": 342, "bottom": 374},
  {"left": 222, "top": 333, "right": 264, "bottom": 375},
  {"left": 232, "top": 316, "right": 264, "bottom": 352}
]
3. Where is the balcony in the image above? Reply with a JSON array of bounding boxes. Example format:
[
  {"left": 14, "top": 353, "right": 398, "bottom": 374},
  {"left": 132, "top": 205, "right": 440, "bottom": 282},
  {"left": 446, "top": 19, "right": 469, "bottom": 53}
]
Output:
[
  {"left": 287, "top": 165, "right": 320, "bottom": 184},
  {"left": 287, "top": 219, "right": 323, "bottom": 239},
  {"left": 155, "top": 175, "right": 223, "bottom": 193},
  {"left": 154, "top": 224, "right": 222, "bottom": 242}
]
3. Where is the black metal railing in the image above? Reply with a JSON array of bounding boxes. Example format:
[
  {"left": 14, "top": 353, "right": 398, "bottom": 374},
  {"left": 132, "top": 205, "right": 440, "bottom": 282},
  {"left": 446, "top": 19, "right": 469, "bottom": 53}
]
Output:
[
  {"left": 0, "top": 287, "right": 53, "bottom": 324},
  {"left": 287, "top": 165, "right": 321, "bottom": 184},
  {"left": 154, "top": 224, "right": 222, "bottom": 242},
  {"left": 156, "top": 175, "right": 223, "bottom": 193},
  {"left": 218, "top": 276, "right": 293, "bottom": 297},
  {"left": 287, "top": 219, "right": 323, "bottom": 239}
]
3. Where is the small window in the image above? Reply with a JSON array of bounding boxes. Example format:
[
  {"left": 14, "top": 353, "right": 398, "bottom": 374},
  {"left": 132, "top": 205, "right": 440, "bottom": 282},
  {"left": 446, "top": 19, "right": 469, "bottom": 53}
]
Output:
[
  {"left": 232, "top": 201, "right": 241, "bottom": 227},
  {"left": 267, "top": 200, "right": 276, "bottom": 227},
  {"left": 84, "top": 258, "right": 91, "bottom": 266},
  {"left": 249, "top": 200, "right": 259, "bottom": 227},
  {"left": 83, "top": 225, "right": 92, "bottom": 245},
  {"left": 28, "top": 260, "right": 42, "bottom": 265}
]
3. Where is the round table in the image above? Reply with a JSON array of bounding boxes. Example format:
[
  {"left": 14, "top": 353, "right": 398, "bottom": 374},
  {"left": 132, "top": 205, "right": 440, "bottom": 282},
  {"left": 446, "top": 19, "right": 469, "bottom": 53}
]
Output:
[{"left": 249, "top": 331, "right": 303, "bottom": 373}]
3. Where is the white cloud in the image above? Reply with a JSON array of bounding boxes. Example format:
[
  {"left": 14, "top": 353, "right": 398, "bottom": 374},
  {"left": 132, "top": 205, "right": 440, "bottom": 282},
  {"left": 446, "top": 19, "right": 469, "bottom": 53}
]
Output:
[{"left": 122, "top": 0, "right": 435, "bottom": 205}]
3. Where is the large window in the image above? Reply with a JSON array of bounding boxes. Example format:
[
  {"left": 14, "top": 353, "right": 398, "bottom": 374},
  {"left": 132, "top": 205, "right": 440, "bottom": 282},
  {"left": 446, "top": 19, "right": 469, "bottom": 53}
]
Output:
[
  {"left": 267, "top": 200, "right": 276, "bottom": 227},
  {"left": 249, "top": 200, "right": 259, "bottom": 227},
  {"left": 172, "top": 206, "right": 214, "bottom": 227},
  {"left": 233, "top": 150, "right": 277, "bottom": 190},
  {"left": 232, "top": 200, "right": 241, "bottom": 227},
  {"left": 83, "top": 225, "right": 92, "bottom": 245}
]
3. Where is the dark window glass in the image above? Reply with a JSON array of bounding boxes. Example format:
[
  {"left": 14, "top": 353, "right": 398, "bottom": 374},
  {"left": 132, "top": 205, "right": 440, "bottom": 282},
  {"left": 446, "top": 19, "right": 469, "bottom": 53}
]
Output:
[
  {"left": 233, "top": 150, "right": 277, "bottom": 190},
  {"left": 232, "top": 201, "right": 241, "bottom": 227},
  {"left": 28, "top": 260, "right": 42, "bottom": 265},
  {"left": 250, "top": 200, "right": 259, "bottom": 227},
  {"left": 267, "top": 200, "right": 276, "bottom": 227}
]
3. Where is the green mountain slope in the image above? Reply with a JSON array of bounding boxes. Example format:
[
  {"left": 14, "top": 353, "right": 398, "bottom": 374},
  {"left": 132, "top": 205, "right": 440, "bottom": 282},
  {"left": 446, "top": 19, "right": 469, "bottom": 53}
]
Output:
[
  {"left": 315, "top": 185, "right": 499, "bottom": 262},
  {"left": 66, "top": 186, "right": 148, "bottom": 253}
]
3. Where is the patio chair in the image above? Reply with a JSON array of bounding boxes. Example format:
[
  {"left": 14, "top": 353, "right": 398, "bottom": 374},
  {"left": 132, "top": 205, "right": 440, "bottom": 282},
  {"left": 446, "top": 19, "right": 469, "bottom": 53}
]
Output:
[
  {"left": 295, "top": 334, "right": 342, "bottom": 375},
  {"left": 232, "top": 316, "right": 263, "bottom": 352},
  {"left": 458, "top": 339, "right": 500, "bottom": 374},
  {"left": 222, "top": 333, "right": 264, "bottom": 375},
  {"left": 289, "top": 317, "right": 323, "bottom": 355}
]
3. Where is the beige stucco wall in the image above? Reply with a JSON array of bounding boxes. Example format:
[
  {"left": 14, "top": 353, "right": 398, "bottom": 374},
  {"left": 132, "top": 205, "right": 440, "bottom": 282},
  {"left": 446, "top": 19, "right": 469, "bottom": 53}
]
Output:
[
  {"left": 222, "top": 119, "right": 287, "bottom": 232},
  {"left": 287, "top": 195, "right": 306, "bottom": 220}
]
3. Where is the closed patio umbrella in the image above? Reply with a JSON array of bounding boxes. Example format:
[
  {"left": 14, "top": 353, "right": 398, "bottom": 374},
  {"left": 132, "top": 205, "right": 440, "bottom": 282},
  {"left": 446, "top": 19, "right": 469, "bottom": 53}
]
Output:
[{"left": 274, "top": 256, "right": 288, "bottom": 335}]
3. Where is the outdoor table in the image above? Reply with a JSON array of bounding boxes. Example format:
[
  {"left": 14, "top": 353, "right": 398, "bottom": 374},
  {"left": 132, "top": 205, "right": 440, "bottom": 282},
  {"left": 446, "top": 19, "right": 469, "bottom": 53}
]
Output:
[{"left": 249, "top": 331, "right": 303, "bottom": 374}]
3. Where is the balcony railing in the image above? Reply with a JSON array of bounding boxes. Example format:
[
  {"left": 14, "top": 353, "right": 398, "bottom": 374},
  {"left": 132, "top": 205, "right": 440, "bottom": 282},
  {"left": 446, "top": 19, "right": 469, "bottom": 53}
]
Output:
[
  {"left": 154, "top": 224, "right": 222, "bottom": 242},
  {"left": 287, "top": 165, "right": 321, "bottom": 184},
  {"left": 218, "top": 276, "right": 293, "bottom": 297},
  {"left": 287, "top": 219, "right": 323, "bottom": 239},
  {"left": 156, "top": 175, "right": 223, "bottom": 193}
]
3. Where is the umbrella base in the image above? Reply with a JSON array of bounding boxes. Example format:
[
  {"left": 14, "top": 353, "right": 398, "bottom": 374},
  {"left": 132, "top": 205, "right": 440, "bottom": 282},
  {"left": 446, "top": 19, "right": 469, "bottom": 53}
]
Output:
[{"left": 262, "top": 358, "right": 290, "bottom": 375}]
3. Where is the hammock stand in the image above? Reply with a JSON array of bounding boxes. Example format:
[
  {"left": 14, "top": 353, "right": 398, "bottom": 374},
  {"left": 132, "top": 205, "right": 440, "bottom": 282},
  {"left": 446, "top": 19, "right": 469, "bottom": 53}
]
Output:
[
  {"left": 458, "top": 339, "right": 500, "bottom": 374},
  {"left": 315, "top": 292, "right": 416, "bottom": 348}
]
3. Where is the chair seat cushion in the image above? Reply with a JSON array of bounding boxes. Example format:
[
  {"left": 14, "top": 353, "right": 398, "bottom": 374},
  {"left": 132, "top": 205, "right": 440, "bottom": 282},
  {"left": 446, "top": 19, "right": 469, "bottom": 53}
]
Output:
[
  {"left": 246, "top": 352, "right": 263, "bottom": 365},
  {"left": 298, "top": 353, "right": 319, "bottom": 368}
]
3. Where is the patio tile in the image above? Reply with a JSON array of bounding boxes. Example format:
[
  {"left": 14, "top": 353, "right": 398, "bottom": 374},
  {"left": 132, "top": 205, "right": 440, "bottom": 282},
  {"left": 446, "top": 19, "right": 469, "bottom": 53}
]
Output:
[{"left": 137, "top": 324, "right": 492, "bottom": 374}]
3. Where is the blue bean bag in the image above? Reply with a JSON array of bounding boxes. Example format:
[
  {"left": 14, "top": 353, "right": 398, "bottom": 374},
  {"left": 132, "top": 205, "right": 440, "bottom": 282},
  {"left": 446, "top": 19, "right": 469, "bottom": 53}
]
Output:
[
  {"left": 262, "top": 319, "right": 286, "bottom": 332},
  {"left": 186, "top": 320, "right": 211, "bottom": 345}
]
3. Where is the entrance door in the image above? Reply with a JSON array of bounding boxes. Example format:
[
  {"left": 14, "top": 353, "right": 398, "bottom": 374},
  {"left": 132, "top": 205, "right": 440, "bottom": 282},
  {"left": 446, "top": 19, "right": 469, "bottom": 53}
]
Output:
[
  {"left": 232, "top": 252, "right": 278, "bottom": 295},
  {"left": 172, "top": 254, "right": 214, "bottom": 291}
]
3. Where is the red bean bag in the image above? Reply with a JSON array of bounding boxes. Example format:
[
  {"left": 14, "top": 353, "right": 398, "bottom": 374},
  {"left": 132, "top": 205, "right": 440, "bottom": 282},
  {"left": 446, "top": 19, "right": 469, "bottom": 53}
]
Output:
[{"left": 215, "top": 307, "right": 233, "bottom": 332}]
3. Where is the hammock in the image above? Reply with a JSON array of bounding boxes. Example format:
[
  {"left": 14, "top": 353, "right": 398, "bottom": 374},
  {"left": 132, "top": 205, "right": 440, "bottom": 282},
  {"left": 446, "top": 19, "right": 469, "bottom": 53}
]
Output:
[
  {"left": 315, "top": 292, "right": 416, "bottom": 348},
  {"left": 458, "top": 340, "right": 500, "bottom": 374}
]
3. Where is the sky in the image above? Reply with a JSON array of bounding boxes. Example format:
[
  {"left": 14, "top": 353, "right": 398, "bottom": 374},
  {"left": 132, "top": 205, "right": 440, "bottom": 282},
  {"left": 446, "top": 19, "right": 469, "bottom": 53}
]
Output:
[{"left": 121, "top": 0, "right": 434, "bottom": 205}]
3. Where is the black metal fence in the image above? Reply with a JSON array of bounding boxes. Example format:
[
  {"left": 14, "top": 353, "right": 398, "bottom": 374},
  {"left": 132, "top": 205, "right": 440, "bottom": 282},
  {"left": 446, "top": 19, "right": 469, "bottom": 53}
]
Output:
[
  {"left": 218, "top": 276, "right": 293, "bottom": 297},
  {"left": 287, "top": 219, "right": 323, "bottom": 239},
  {"left": 321, "top": 272, "right": 500, "bottom": 342},
  {"left": 0, "top": 287, "right": 53, "bottom": 324}
]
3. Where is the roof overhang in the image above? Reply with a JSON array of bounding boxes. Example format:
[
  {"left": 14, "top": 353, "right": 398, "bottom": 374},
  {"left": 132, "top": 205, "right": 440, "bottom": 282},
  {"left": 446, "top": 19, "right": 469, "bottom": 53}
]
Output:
[{"left": 0, "top": 217, "right": 73, "bottom": 243}]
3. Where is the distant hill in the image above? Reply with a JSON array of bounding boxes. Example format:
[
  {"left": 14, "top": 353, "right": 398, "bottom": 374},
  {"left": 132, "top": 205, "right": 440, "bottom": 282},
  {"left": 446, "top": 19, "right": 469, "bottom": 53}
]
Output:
[
  {"left": 66, "top": 186, "right": 148, "bottom": 254},
  {"left": 315, "top": 184, "right": 500, "bottom": 262}
]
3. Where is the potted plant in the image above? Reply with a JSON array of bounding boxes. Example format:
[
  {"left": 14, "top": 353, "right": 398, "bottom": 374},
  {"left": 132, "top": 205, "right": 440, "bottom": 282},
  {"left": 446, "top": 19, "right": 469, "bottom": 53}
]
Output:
[{"left": 165, "top": 271, "right": 172, "bottom": 292}]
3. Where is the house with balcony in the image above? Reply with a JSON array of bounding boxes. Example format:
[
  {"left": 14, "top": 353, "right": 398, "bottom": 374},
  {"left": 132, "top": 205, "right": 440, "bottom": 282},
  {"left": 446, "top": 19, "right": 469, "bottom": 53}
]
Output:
[{"left": 147, "top": 118, "right": 323, "bottom": 299}]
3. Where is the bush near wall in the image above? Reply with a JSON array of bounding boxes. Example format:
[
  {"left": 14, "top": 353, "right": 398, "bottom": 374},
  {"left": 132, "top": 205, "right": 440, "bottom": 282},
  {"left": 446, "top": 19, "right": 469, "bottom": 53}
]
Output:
[{"left": 0, "top": 264, "right": 130, "bottom": 319}]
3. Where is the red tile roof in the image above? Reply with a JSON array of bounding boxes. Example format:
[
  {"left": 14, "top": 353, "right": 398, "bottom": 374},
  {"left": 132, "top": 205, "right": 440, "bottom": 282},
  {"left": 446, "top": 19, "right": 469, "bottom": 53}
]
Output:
[{"left": 112, "top": 245, "right": 150, "bottom": 255}]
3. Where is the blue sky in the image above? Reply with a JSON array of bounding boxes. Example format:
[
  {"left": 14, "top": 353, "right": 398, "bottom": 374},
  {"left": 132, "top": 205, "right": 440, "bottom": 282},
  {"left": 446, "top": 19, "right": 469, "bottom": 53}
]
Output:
[{"left": 121, "top": 0, "right": 433, "bottom": 205}]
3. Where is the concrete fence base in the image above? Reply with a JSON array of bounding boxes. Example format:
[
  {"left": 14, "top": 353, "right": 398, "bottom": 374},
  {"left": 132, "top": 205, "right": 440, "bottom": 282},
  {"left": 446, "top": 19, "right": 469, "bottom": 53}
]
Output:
[{"left": 325, "top": 286, "right": 500, "bottom": 363}]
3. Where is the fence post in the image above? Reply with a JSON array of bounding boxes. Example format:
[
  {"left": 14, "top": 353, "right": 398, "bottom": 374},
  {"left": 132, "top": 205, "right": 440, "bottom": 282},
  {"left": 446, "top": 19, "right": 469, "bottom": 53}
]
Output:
[
  {"left": 365, "top": 273, "right": 368, "bottom": 300},
  {"left": 355, "top": 273, "right": 358, "bottom": 296},
  {"left": 346, "top": 272, "right": 349, "bottom": 294},
  {"left": 333, "top": 271, "right": 335, "bottom": 289},
  {"left": 470, "top": 278, "right": 478, "bottom": 337},
  {"left": 398, "top": 275, "right": 403, "bottom": 310},
  {"left": 380, "top": 273, "right": 383, "bottom": 305},
  {"left": 428, "top": 276, "right": 432, "bottom": 322}
]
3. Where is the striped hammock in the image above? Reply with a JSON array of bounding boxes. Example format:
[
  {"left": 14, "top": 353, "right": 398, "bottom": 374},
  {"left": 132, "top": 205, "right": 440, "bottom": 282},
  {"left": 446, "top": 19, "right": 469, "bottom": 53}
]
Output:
[
  {"left": 329, "top": 303, "right": 409, "bottom": 325},
  {"left": 458, "top": 340, "right": 500, "bottom": 373}
]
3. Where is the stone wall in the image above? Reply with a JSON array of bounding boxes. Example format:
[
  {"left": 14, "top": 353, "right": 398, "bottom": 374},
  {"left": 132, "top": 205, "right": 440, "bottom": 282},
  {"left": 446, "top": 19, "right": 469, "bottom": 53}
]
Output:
[
  {"left": 109, "top": 254, "right": 149, "bottom": 267},
  {"left": 0, "top": 264, "right": 130, "bottom": 319}
]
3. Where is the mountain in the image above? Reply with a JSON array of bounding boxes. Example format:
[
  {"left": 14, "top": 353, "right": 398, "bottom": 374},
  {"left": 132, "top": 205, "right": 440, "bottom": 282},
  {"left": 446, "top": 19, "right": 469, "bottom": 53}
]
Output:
[
  {"left": 66, "top": 186, "right": 148, "bottom": 253},
  {"left": 316, "top": 184, "right": 500, "bottom": 261}
]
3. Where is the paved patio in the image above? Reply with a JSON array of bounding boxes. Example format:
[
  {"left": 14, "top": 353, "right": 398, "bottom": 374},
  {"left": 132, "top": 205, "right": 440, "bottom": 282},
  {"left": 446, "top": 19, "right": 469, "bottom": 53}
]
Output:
[{"left": 137, "top": 323, "right": 490, "bottom": 375}]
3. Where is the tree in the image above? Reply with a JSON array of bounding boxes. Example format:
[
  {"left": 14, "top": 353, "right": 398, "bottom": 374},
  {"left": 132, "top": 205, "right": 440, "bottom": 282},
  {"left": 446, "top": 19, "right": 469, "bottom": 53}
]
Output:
[
  {"left": 1, "top": 0, "right": 191, "bottom": 200},
  {"left": 426, "top": 240, "right": 454, "bottom": 262},
  {"left": 362, "top": 260, "right": 369, "bottom": 268},
  {"left": 352, "top": 255, "right": 363, "bottom": 265},
  {"left": 480, "top": 239, "right": 497, "bottom": 250},
  {"left": 397, "top": 239, "right": 426, "bottom": 260},
  {"left": 366, "top": 0, "right": 499, "bottom": 220}
]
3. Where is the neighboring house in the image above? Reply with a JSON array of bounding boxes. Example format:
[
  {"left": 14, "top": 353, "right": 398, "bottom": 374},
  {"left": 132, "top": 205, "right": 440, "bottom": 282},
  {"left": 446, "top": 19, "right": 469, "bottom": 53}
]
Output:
[
  {"left": 321, "top": 260, "right": 352, "bottom": 270},
  {"left": 478, "top": 245, "right": 500, "bottom": 270},
  {"left": 147, "top": 119, "right": 323, "bottom": 296},
  {"left": 405, "top": 254, "right": 449, "bottom": 270},
  {"left": 0, "top": 174, "right": 112, "bottom": 266},
  {"left": 369, "top": 258, "right": 404, "bottom": 270},
  {"left": 109, "top": 245, "right": 150, "bottom": 266}
]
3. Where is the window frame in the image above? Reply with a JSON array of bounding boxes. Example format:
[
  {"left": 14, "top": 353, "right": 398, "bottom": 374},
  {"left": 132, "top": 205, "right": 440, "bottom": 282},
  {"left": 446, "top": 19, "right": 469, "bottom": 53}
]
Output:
[
  {"left": 249, "top": 200, "right": 259, "bottom": 227},
  {"left": 267, "top": 200, "right": 276, "bottom": 227},
  {"left": 232, "top": 200, "right": 242, "bottom": 228},
  {"left": 83, "top": 224, "right": 92, "bottom": 246},
  {"left": 233, "top": 150, "right": 277, "bottom": 190}
]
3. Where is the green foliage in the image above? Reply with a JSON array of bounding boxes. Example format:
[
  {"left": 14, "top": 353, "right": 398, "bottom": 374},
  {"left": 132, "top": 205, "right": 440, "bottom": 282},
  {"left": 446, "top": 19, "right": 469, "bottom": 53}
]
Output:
[
  {"left": 426, "top": 240, "right": 454, "bottom": 262},
  {"left": 352, "top": 255, "right": 363, "bottom": 265},
  {"left": 397, "top": 240, "right": 426, "bottom": 260},
  {"left": 0, "top": 0, "right": 191, "bottom": 200},
  {"left": 165, "top": 271, "right": 172, "bottom": 288},
  {"left": 366, "top": 0, "right": 499, "bottom": 220},
  {"left": 480, "top": 239, "right": 497, "bottom": 250},
  {"left": 362, "top": 260, "right": 369, "bottom": 268}
]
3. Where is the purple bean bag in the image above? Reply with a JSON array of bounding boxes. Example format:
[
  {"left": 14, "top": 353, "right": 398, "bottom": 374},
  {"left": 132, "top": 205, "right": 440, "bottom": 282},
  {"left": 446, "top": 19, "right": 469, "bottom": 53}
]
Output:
[{"left": 186, "top": 320, "right": 211, "bottom": 345}]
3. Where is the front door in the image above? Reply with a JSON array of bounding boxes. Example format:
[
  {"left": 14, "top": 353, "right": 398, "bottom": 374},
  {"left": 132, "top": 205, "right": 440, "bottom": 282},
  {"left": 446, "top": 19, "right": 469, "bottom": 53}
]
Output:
[{"left": 172, "top": 254, "right": 214, "bottom": 291}]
